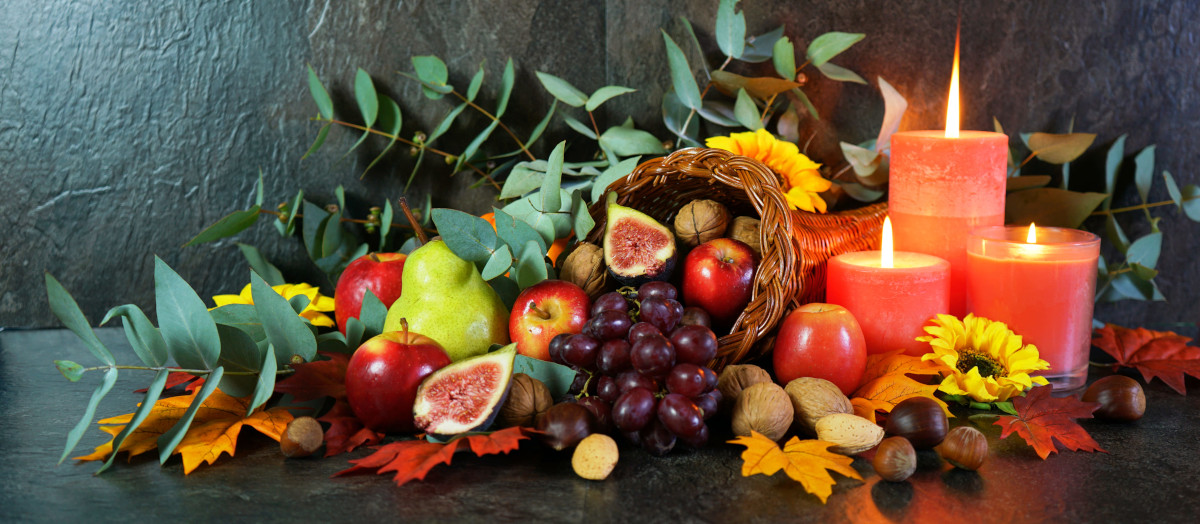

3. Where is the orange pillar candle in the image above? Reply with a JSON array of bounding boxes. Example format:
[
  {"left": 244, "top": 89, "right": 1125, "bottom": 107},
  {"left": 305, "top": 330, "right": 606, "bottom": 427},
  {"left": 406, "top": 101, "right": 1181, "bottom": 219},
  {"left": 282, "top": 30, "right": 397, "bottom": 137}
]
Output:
[
  {"left": 826, "top": 218, "right": 951, "bottom": 356},
  {"left": 966, "top": 225, "right": 1100, "bottom": 392}
]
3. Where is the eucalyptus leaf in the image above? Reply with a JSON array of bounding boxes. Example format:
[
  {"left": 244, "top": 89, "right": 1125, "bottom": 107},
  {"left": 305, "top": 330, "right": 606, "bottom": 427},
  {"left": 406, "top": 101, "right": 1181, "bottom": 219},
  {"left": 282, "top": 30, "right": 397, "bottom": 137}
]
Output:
[
  {"left": 662, "top": 91, "right": 700, "bottom": 147},
  {"left": 45, "top": 273, "right": 114, "bottom": 365},
  {"left": 488, "top": 275, "right": 520, "bottom": 311},
  {"left": 251, "top": 271, "right": 317, "bottom": 367},
  {"left": 427, "top": 103, "right": 468, "bottom": 144},
  {"left": 466, "top": 62, "right": 485, "bottom": 102},
  {"left": 1126, "top": 232, "right": 1162, "bottom": 271},
  {"left": 379, "top": 200, "right": 394, "bottom": 250},
  {"left": 711, "top": 70, "right": 800, "bottom": 99},
  {"left": 496, "top": 58, "right": 515, "bottom": 117},
  {"left": 698, "top": 100, "right": 741, "bottom": 127},
  {"left": 541, "top": 142, "right": 567, "bottom": 213},
  {"left": 807, "top": 32, "right": 864, "bottom": 67},
  {"left": 494, "top": 207, "right": 549, "bottom": 254},
  {"left": 60, "top": 367, "right": 118, "bottom": 464},
  {"left": 599, "top": 126, "right": 667, "bottom": 156},
  {"left": 157, "top": 366, "right": 223, "bottom": 464},
  {"left": 513, "top": 354, "right": 577, "bottom": 399},
  {"left": 1180, "top": 184, "right": 1200, "bottom": 222},
  {"left": 354, "top": 68, "right": 379, "bottom": 128},
  {"left": 1134, "top": 145, "right": 1156, "bottom": 204},
  {"left": 102, "top": 304, "right": 168, "bottom": 367},
  {"left": 343, "top": 317, "right": 365, "bottom": 351},
  {"left": 817, "top": 62, "right": 866, "bottom": 84},
  {"left": 363, "top": 95, "right": 402, "bottom": 176},
  {"left": 482, "top": 243, "right": 514, "bottom": 281},
  {"left": 513, "top": 240, "right": 549, "bottom": 289},
  {"left": 586, "top": 86, "right": 636, "bottom": 112},
  {"left": 563, "top": 115, "right": 597, "bottom": 139},
  {"left": 215, "top": 324, "right": 265, "bottom": 398},
  {"left": 96, "top": 368, "right": 168, "bottom": 473},
  {"left": 1005, "top": 175, "right": 1052, "bottom": 192},
  {"left": 715, "top": 0, "right": 746, "bottom": 59},
  {"left": 679, "top": 17, "right": 711, "bottom": 75},
  {"left": 1130, "top": 262, "right": 1158, "bottom": 281},
  {"left": 321, "top": 211, "right": 344, "bottom": 258},
  {"left": 837, "top": 181, "right": 886, "bottom": 202},
  {"left": 306, "top": 64, "right": 332, "bottom": 119},
  {"left": 570, "top": 190, "right": 595, "bottom": 241},
  {"left": 792, "top": 88, "right": 820, "bottom": 120},
  {"left": 772, "top": 36, "right": 796, "bottom": 79},
  {"left": 455, "top": 120, "right": 499, "bottom": 173},
  {"left": 1027, "top": 132, "right": 1096, "bottom": 164},
  {"left": 247, "top": 345, "right": 277, "bottom": 415},
  {"left": 411, "top": 55, "right": 450, "bottom": 99},
  {"left": 501, "top": 162, "right": 546, "bottom": 199},
  {"left": 302, "top": 200, "right": 330, "bottom": 261},
  {"left": 302, "top": 124, "right": 331, "bottom": 160},
  {"left": 535, "top": 71, "right": 588, "bottom": 108},
  {"left": 742, "top": 25, "right": 784, "bottom": 63},
  {"left": 661, "top": 30, "right": 702, "bottom": 110},
  {"left": 237, "top": 243, "right": 285, "bottom": 286},
  {"left": 1105, "top": 214, "right": 1130, "bottom": 254},
  {"left": 431, "top": 208, "right": 498, "bottom": 262},
  {"left": 1004, "top": 188, "right": 1108, "bottom": 228},
  {"left": 183, "top": 206, "right": 260, "bottom": 247},
  {"left": 288, "top": 294, "right": 311, "bottom": 316},
  {"left": 776, "top": 103, "right": 800, "bottom": 142},
  {"left": 210, "top": 304, "right": 265, "bottom": 342},
  {"left": 284, "top": 190, "right": 303, "bottom": 237},
  {"left": 55, "top": 360, "right": 84, "bottom": 382},
  {"left": 591, "top": 157, "right": 640, "bottom": 203},
  {"left": 728, "top": 88, "right": 760, "bottom": 130},
  {"left": 358, "top": 288, "right": 388, "bottom": 338},
  {"left": 1103, "top": 135, "right": 1127, "bottom": 209},
  {"left": 840, "top": 142, "right": 887, "bottom": 186},
  {"left": 527, "top": 101, "right": 557, "bottom": 148},
  {"left": 154, "top": 257, "right": 220, "bottom": 370},
  {"left": 1163, "top": 172, "right": 1183, "bottom": 209}
]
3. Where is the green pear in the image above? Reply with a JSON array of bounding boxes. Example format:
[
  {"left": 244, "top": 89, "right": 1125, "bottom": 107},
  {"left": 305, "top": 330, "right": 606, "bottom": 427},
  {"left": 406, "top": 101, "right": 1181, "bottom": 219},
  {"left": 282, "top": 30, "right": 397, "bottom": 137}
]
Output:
[{"left": 384, "top": 240, "right": 510, "bottom": 361}]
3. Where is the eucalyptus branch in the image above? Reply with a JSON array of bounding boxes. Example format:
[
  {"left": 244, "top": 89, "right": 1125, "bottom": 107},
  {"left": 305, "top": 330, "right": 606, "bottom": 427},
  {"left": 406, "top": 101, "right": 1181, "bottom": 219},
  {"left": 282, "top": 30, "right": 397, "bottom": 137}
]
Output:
[
  {"left": 1091, "top": 196, "right": 1199, "bottom": 216},
  {"left": 81, "top": 365, "right": 296, "bottom": 376},
  {"left": 451, "top": 91, "right": 536, "bottom": 161},
  {"left": 587, "top": 110, "right": 602, "bottom": 141},
  {"left": 679, "top": 56, "right": 734, "bottom": 142},
  {"left": 257, "top": 209, "right": 438, "bottom": 236}
]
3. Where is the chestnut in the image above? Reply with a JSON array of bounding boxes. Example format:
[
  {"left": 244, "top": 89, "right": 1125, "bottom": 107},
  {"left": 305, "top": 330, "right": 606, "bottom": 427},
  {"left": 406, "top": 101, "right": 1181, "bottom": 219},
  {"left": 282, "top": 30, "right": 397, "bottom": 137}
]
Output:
[
  {"left": 873, "top": 436, "right": 917, "bottom": 482},
  {"left": 1082, "top": 375, "right": 1146, "bottom": 422},
  {"left": 537, "top": 402, "right": 596, "bottom": 451},
  {"left": 885, "top": 397, "right": 948, "bottom": 449},
  {"left": 936, "top": 426, "right": 988, "bottom": 471}
]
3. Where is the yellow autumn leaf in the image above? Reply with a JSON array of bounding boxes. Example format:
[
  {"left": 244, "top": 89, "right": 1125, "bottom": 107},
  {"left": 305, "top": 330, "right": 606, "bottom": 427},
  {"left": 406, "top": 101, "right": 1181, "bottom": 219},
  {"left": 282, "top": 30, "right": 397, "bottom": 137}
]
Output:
[
  {"left": 852, "top": 350, "right": 951, "bottom": 420},
  {"left": 76, "top": 389, "right": 293, "bottom": 474},
  {"left": 728, "top": 431, "right": 862, "bottom": 504}
]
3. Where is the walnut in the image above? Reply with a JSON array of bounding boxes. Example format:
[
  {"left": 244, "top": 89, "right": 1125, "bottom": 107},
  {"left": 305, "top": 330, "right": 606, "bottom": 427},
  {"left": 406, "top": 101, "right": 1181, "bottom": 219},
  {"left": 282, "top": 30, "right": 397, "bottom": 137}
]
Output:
[
  {"left": 496, "top": 374, "right": 554, "bottom": 428},
  {"left": 717, "top": 364, "right": 773, "bottom": 411},
  {"left": 560, "top": 242, "right": 608, "bottom": 298},
  {"left": 674, "top": 199, "right": 730, "bottom": 248},
  {"left": 727, "top": 216, "right": 761, "bottom": 255},
  {"left": 785, "top": 377, "right": 853, "bottom": 435},
  {"left": 731, "top": 382, "right": 794, "bottom": 441}
]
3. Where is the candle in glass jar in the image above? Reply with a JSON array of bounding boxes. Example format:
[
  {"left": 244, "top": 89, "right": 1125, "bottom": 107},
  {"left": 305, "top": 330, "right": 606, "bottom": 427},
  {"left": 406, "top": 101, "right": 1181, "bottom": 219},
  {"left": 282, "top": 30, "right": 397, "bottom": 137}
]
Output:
[
  {"left": 966, "top": 224, "right": 1100, "bottom": 392},
  {"left": 826, "top": 218, "right": 951, "bottom": 356}
]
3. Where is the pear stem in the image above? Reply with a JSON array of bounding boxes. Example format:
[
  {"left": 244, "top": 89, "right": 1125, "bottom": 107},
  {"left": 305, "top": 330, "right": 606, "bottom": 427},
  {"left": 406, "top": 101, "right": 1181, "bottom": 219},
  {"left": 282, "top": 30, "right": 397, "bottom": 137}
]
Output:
[
  {"left": 529, "top": 304, "right": 552, "bottom": 320},
  {"left": 399, "top": 198, "right": 429, "bottom": 246}
]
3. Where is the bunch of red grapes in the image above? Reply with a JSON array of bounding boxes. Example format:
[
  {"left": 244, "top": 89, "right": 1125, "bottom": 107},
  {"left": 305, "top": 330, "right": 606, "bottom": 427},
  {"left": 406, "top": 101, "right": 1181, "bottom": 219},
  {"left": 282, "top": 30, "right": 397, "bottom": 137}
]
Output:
[{"left": 549, "top": 281, "right": 722, "bottom": 456}]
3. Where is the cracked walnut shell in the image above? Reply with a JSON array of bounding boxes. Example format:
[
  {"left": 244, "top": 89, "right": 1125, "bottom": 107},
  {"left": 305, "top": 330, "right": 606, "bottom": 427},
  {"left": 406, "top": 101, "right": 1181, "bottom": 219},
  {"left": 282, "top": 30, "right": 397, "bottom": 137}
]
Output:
[{"left": 674, "top": 199, "right": 730, "bottom": 248}]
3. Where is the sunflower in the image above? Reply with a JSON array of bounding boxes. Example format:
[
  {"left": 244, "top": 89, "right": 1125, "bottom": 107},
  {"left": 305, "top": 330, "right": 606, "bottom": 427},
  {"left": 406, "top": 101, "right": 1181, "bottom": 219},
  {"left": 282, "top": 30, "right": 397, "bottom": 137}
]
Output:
[
  {"left": 705, "top": 129, "right": 832, "bottom": 213},
  {"left": 917, "top": 313, "right": 1050, "bottom": 403},
  {"left": 211, "top": 282, "right": 336, "bottom": 328}
]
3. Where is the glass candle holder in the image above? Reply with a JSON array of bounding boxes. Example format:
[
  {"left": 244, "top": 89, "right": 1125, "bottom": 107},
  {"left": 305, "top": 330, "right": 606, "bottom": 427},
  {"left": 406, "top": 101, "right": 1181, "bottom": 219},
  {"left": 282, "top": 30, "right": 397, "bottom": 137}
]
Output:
[{"left": 966, "top": 226, "right": 1100, "bottom": 392}]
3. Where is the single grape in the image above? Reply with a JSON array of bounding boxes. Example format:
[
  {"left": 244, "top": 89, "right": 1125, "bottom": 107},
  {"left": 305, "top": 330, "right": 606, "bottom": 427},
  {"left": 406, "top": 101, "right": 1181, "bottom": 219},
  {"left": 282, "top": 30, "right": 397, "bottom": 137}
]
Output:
[
  {"left": 562, "top": 334, "right": 601, "bottom": 370},
  {"left": 586, "top": 310, "right": 633, "bottom": 341},
  {"left": 591, "top": 291, "right": 629, "bottom": 317},
  {"left": 670, "top": 324, "right": 719, "bottom": 366},
  {"left": 679, "top": 307, "right": 712, "bottom": 330},
  {"left": 639, "top": 298, "right": 679, "bottom": 334},
  {"left": 567, "top": 368, "right": 592, "bottom": 396},
  {"left": 631, "top": 335, "right": 675, "bottom": 378},
  {"left": 597, "top": 339, "right": 633, "bottom": 375},
  {"left": 666, "top": 363, "right": 708, "bottom": 398},
  {"left": 628, "top": 322, "right": 662, "bottom": 345},
  {"left": 699, "top": 366, "right": 718, "bottom": 394},
  {"left": 658, "top": 393, "right": 705, "bottom": 439},
  {"left": 577, "top": 396, "right": 613, "bottom": 434},
  {"left": 639, "top": 419, "right": 677, "bottom": 456},
  {"left": 615, "top": 370, "right": 659, "bottom": 393},
  {"left": 678, "top": 423, "right": 709, "bottom": 448},
  {"left": 612, "top": 387, "right": 657, "bottom": 432},
  {"left": 548, "top": 333, "right": 573, "bottom": 366},
  {"left": 596, "top": 374, "right": 622, "bottom": 403},
  {"left": 693, "top": 390, "right": 719, "bottom": 420},
  {"left": 666, "top": 299, "right": 684, "bottom": 324},
  {"left": 638, "top": 281, "right": 678, "bottom": 302}
]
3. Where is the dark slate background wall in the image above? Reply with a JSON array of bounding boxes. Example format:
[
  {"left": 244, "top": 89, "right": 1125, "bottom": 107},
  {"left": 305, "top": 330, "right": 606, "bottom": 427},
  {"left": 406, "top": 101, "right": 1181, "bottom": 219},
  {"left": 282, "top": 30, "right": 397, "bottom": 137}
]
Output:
[{"left": 3, "top": 0, "right": 1197, "bottom": 329}]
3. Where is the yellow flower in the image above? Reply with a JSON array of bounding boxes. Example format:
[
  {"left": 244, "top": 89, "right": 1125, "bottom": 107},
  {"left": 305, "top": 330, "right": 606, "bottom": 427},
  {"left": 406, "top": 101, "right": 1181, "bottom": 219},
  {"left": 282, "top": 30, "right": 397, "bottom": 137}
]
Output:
[
  {"left": 706, "top": 129, "right": 832, "bottom": 213},
  {"left": 917, "top": 313, "right": 1050, "bottom": 403},
  {"left": 211, "top": 282, "right": 336, "bottom": 328}
]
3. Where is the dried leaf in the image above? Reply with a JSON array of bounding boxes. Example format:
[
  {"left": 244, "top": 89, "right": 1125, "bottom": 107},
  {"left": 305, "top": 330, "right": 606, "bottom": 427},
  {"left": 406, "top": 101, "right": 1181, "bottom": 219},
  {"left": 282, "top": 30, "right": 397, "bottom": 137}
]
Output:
[
  {"left": 335, "top": 427, "right": 534, "bottom": 486},
  {"left": 1093, "top": 323, "right": 1200, "bottom": 394},
  {"left": 274, "top": 352, "right": 349, "bottom": 401},
  {"left": 850, "top": 350, "right": 950, "bottom": 421},
  {"left": 134, "top": 371, "right": 204, "bottom": 393},
  {"left": 1027, "top": 132, "right": 1096, "bottom": 164},
  {"left": 319, "top": 400, "right": 384, "bottom": 457},
  {"left": 75, "top": 389, "right": 293, "bottom": 474},
  {"left": 728, "top": 431, "right": 861, "bottom": 504},
  {"left": 993, "top": 386, "right": 1104, "bottom": 459}
]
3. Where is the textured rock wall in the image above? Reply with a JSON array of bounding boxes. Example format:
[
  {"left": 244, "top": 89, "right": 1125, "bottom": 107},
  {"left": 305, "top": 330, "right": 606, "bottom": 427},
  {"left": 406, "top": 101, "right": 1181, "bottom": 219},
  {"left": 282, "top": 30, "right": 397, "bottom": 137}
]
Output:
[{"left": 2, "top": 0, "right": 1197, "bottom": 329}]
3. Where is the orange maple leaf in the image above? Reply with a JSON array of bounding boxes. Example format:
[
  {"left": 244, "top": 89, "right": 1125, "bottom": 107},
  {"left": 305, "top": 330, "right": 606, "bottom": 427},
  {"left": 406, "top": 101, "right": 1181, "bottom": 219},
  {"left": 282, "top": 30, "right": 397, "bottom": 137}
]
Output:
[
  {"left": 75, "top": 389, "right": 294, "bottom": 474},
  {"left": 1093, "top": 323, "right": 1200, "bottom": 394},
  {"left": 993, "top": 385, "right": 1105, "bottom": 460},
  {"left": 334, "top": 426, "right": 533, "bottom": 486},
  {"left": 850, "top": 350, "right": 950, "bottom": 422},
  {"left": 727, "top": 431, "right": 862, "bottom": 504}
]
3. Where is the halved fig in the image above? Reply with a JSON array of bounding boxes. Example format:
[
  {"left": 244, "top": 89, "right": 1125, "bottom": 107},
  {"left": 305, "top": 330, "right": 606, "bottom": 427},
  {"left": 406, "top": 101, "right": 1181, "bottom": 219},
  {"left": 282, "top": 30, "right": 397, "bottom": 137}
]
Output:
[
  {"left": 412, "top": 344, "right": 516, "bottom": 437},
  {"left": 603, "top": 202, "right": 677, "bottom": 286}
]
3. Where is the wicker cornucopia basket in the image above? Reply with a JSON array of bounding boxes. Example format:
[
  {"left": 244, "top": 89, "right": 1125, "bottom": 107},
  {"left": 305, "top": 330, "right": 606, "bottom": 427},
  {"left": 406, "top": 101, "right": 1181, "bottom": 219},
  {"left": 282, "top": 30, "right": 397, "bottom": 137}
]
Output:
[{"left": 585, "top": 147, "right": 887, "bottom": 370}]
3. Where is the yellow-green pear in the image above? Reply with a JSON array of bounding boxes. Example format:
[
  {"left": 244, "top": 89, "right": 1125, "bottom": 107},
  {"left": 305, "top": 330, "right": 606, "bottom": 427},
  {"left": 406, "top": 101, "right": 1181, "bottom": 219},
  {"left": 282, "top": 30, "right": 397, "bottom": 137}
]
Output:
[{"left": 384, "top": 240, "right": 510, "bottom": 361}]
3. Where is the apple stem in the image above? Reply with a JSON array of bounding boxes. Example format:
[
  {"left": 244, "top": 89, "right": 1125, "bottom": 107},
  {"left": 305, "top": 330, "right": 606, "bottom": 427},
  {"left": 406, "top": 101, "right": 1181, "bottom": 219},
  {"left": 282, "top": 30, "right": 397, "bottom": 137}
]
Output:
[
  {"left": 369, "top": 253, "right": 381, "bottom": 263},
  {"left": 400, "top": 318, "right": 409, "bottom": 339},
  {"left": 529, "top": 304, "right": 551, "bottom": 320},
  {"left": 399, "top": 198, "right": 429, "bottom": 246}
]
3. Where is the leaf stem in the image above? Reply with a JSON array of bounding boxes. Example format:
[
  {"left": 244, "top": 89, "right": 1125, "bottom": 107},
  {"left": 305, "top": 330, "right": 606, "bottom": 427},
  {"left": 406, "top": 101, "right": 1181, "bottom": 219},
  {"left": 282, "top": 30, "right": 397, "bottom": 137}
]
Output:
[
  {"left": 1091, "top": 196, "right": 1198, "bottom": 216},
  {"left": 587, "top": 110, "right": 602, "bottom": 141},
  {"left": 679, "top": 56, "right": 733, "bottom": 146},
  {"left": 258, "top": 209, "right": 437, "bottom": 236},
  {"left": 452, "top": 91, "right": 536, "bottom": 161},
  {"left": 80, "top": 365, "right": 295, "bottom": 376}
]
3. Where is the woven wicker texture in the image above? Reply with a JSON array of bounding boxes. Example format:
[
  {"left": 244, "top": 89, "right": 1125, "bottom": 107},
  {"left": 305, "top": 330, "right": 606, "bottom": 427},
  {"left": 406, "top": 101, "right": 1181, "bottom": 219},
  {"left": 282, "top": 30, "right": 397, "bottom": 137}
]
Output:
[{"left": 586, "top": 147, "right": 887, "bottom": 369}]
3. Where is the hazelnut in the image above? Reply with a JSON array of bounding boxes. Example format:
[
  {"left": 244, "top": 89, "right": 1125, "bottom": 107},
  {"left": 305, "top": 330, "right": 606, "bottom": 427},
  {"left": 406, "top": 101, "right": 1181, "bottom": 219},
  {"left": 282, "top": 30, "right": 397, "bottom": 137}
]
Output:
[
  {"left": 280, "top": 416, "right": 324, "bottom": 458},
  {"left": 674, "top": 199, "right": 730, "bottom": 248},
  {"left": 497, "top": 374, "right": 554, "bottom": 428},
  {"left": 727, "top": 216, "right": 762, "bottom": 255},
  {"left": 815, "top": 413, "right": 885, "bottom": 455},
  {"left": 731, "top": 382, "right": 794, "bottom": 441},
  {"left": 561, "top": 243, "right": 609, "bottom": 298},
  {"left": 785, "top": 377, "right": 853, "bottom": 435},
  {"left": 936, "top": 426, "right": 988, "bottom": 471},
  {"left": 885, "top": 397, "right": 948, "bottom": 449},
  {"left": 572, "top": 433, "right": 619, "bottom": 480},
  {"left": 1082, "top": 375, "right": 1146, "bottom": 422},
  {"left": 873, "top": 436, "right": 917, "bottom": 482},
  {"left": 718, "top": 364, "right": 773, "bottom": 411}
]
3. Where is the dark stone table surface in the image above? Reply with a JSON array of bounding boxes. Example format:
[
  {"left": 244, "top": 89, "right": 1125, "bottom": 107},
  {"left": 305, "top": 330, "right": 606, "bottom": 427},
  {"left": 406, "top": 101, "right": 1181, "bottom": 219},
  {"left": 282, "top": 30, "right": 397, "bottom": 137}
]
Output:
[{"left": 3, "top": 328, "right": 1199, "bottom": 523}]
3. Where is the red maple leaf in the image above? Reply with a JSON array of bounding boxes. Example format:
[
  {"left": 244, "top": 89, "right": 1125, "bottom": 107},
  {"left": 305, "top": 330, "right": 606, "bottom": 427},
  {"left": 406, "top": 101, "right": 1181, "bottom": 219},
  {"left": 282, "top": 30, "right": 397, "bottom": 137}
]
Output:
[
  {"left": 993, "top": 385, "right": 1105, "bottom": 460},
  {"left": 334, "top": 427, "right": 533, "bottom": 486},
  {"left": 134, "top": 371, "right": 204, "bottom": 393},
  {"left": 318, "top": 400, "right": 383, "bottom": 457},
  {"left": 274, "top": 352, "right": 349, "bottom": 401},
  {"left": 1093, "top": 323, "right": 1200, "bottom": 395}
]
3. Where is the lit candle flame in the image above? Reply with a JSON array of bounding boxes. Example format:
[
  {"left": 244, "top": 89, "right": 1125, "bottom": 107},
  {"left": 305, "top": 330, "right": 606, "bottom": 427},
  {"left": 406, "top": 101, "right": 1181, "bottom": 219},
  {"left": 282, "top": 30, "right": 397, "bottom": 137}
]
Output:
[
  {"left": 945, "top": 25, "right": 961, "bottom": 138},
  {"left": 881, "top": 216, "right": 894, "bottom": 268},
  {"left": 1027, "top": 222, "right": 1038, "bottom": 243}
]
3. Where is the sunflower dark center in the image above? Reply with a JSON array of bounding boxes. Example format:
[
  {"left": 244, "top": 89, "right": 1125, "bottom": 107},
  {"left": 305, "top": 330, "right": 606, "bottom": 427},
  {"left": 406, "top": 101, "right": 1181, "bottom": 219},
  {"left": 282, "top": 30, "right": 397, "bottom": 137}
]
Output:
[{"left": 957, "top": 352, "right": 1006, "bottom": 378}]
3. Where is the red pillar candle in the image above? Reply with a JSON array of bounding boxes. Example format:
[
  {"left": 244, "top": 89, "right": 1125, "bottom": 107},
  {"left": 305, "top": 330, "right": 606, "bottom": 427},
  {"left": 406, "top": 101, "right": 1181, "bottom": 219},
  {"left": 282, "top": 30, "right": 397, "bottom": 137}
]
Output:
[
  {"left": 966, "top": 225, "right": 1100, "bottom": 392},
  {"left": 826, "top": 217, "right": 951, "bottom": 356},
  {"left": 889, "top": 130, "right": 1007, "bottom": 317}
]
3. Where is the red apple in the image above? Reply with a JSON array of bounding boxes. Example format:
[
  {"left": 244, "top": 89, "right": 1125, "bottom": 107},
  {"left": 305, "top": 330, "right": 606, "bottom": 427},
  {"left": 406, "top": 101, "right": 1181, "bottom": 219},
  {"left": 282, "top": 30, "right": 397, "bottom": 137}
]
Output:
[
  {"left": 773, "top": 303, "right": 867, "bottom": 395},
  {"left": 509, "top": 279, "right": 591, "bottom": 361},
  {"left": 335, "top": 252, "right": 407, "bottom": 335},
  {"left": 345, "top": 327, "right": 451, "bottom": 433},
  {"left": 682, "top": 238, "right": 759, "bottom": 328}
]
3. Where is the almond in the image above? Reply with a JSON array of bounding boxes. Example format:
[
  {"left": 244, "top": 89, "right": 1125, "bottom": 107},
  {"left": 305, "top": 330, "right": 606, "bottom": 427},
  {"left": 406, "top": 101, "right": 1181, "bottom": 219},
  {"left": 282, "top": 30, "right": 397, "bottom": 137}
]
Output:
[
  {"left": 814, "top": 413, "right": 885, "bottom": 455},
  {"left": 785, "top": 377, "right": 853, "bottom": 435}
]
